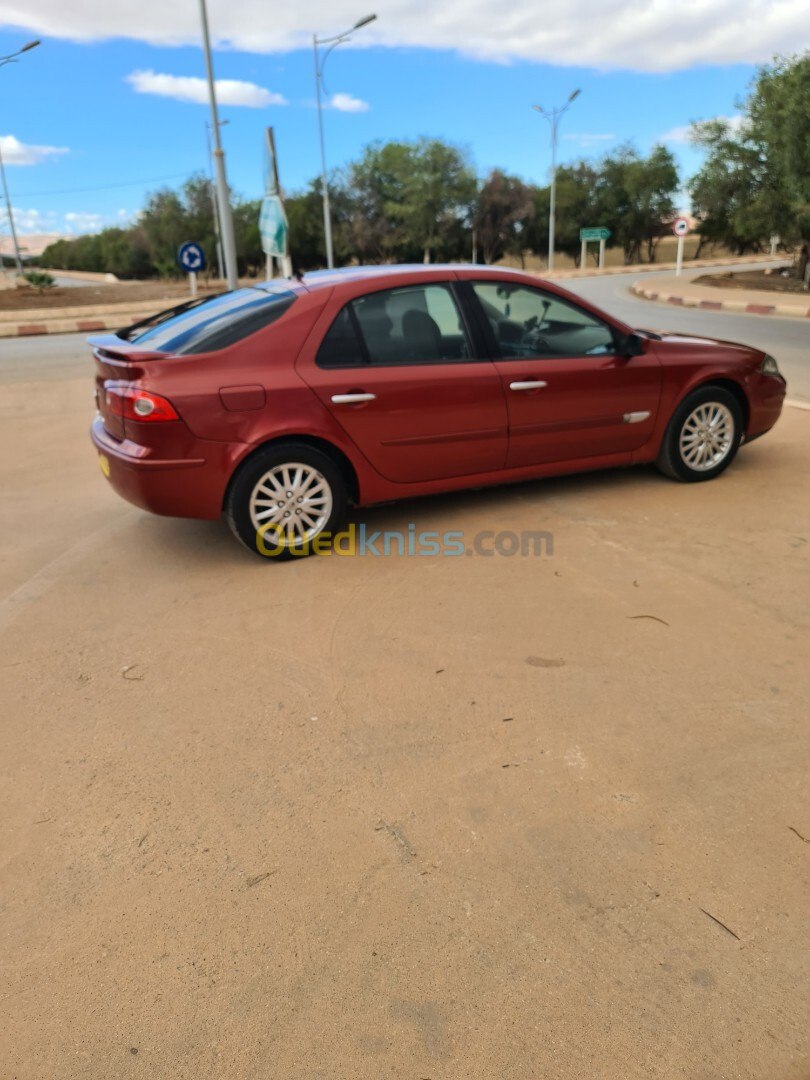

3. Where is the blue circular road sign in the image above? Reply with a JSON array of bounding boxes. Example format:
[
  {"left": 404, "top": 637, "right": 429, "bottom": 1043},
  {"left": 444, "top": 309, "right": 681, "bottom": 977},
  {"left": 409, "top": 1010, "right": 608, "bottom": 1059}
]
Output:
[{"left": 177, "top": 242, "right": 206, "bottom": 273}]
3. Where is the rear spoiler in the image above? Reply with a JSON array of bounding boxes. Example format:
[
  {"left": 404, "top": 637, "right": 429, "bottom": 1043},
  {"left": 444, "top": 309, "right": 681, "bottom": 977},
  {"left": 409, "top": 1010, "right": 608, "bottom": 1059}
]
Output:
[{"left": 88, "top": 334, "right": 169, "bottom": 365}]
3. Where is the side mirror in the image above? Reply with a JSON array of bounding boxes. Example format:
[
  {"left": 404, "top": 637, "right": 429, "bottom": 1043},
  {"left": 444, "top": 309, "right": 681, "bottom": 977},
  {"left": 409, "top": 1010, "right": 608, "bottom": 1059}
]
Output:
[{"left": 619, "top": 332, "right": 645, "bottom": 358}]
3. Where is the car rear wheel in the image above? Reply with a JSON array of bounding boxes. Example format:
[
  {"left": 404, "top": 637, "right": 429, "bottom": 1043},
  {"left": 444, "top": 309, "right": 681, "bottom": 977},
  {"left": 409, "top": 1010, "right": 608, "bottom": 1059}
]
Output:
[
  {"left": 657, "top": 387, "right": 743, "bottom": 482},
  {"left": 226, "top": 443, "right": 348, "bottom": 560}
]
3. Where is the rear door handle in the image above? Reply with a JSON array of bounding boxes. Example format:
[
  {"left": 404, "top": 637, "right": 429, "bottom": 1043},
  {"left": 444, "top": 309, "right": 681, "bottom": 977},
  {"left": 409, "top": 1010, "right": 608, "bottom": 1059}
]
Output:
[
  {"left": 509, "top": 380, "right": 548, "bottom": 391},
  {"left": 331, "top": 393, "right": 377, "bottom": 404}
]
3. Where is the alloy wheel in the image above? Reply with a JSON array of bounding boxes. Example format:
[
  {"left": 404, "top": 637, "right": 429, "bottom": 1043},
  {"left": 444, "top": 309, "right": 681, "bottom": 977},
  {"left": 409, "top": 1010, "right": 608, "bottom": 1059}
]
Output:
[
  {"left": 248, "top": 462, "right": 334, "bottom": 546},
  {"left": 678, "top": 402, "right": 735, "bottom": 472}
]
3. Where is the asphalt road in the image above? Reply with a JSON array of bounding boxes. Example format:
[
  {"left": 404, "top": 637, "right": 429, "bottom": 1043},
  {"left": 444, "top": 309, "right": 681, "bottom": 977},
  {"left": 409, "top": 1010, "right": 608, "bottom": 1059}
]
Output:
[
  {"left": 4, "top": 262, "right": 807, "bottom": 401},
  {"left": 2, "top": 269, "right": 809, "bottom": 1080},
  {"left": 564, "top": 263, "right": 810, "bottom": 402}
]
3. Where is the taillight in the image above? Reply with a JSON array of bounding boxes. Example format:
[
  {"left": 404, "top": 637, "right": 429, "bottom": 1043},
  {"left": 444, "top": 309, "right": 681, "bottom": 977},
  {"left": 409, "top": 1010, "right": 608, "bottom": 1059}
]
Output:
[{"left": 106, "top": 385, "right": 179, "bottom": 422}]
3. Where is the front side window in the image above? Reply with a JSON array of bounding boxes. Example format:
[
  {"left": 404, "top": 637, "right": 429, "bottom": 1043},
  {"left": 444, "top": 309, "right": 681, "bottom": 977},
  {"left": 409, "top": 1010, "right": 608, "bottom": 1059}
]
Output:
[
  {"left": 471, "top": 282, "right": 617, "bottom": 360},
  {"left": 316, "top": 283, "right": 472, "bottom": 369}
]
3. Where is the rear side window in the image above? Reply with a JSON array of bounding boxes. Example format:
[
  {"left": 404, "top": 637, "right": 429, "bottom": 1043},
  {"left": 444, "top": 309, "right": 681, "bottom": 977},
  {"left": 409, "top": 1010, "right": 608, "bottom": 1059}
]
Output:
[
  {"left": 316, "top": 307, "right": 365, "bottom": 368},
  {"left": 316, "top": 283, "right": 472, "bottom": 369},
  {"left": 121, "top": 286, "right": 296, "bottom": 355}
]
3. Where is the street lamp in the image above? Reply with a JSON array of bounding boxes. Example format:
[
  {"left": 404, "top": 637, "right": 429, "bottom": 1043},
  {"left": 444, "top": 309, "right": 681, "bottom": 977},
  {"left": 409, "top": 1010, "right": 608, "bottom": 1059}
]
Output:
[
  {"left": 0, "top": 40, "right": 40, "bottom": 69},
  {"left": 205, "top": 118, "right": 228, "bottom": 281},
  {"left": 313, "top": 14, "right": 376, "bottom": 269},
  {"left": 0, "top": 40, "right": 40, "bottom": 277},
  {"left": 198, "top": 0, "right": 239, "bottom": 290},
  {"left": 532, "top": 88, "right": 580, "bottom": 273}
]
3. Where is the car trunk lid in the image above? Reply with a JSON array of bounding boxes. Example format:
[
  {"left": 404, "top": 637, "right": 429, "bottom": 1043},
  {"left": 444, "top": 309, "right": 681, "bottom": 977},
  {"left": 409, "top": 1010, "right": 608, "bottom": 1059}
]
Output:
[{"left": 90, "top": 335, "right": 169, "bottom": 441}]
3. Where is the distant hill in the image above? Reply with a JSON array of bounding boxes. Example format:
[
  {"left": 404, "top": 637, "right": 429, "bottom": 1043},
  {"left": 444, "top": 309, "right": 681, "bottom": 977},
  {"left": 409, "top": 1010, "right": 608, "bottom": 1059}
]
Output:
[{"left": 0, "top": 234, "right": 67, "bottom": 259}]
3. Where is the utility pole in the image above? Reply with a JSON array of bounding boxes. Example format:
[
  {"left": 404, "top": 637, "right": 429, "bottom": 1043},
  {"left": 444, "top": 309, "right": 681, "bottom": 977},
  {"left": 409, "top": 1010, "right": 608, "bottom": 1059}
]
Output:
[
  {"left": 198, "top": 0, "right": 238, "bottom": 290},
  {"left": 0, "top": 141, "right": 23, "bottom": 274},
  {"left": 205, "top": 120, "right": 226, "bottom": 281}
]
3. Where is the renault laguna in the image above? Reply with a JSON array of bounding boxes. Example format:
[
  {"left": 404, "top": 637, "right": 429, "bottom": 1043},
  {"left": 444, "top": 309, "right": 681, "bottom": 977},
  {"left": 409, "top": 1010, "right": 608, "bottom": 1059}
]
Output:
[{"left": 90, "top": 265, "right": 786, "bottom": 559}]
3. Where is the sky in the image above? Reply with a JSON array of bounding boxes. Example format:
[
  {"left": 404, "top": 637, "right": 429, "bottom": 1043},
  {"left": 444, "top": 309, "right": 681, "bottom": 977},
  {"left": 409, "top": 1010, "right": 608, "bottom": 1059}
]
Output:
[{"left": 1, "top": 0, "right": 808, "bottom": 240}]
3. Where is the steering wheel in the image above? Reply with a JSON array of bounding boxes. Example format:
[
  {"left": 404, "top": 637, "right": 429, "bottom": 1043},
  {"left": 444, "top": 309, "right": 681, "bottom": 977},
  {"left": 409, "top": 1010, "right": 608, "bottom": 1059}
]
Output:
[{"left": 520, "top": 327, "right": 552, "bottom": 355}]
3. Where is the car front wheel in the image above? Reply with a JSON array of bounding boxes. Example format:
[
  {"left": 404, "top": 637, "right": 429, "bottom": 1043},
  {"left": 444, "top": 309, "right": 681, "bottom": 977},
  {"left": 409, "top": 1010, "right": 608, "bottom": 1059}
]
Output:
[
  {"left": 657, "top": 387, "right": 743, "bottom": 482},
  {"left": 226, "top": 443, "right": 348, "bottom": 559}
]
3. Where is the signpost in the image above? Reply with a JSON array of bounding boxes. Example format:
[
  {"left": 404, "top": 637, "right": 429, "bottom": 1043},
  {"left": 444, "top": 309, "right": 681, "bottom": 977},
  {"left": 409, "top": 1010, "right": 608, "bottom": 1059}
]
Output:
[
  {"left": 579, "top": 226, "right": 611, "bottom": 270},
  {"left": 176, "top": 241, "right": 206, "bottom": 297},
  {"left": 261, "top": 128, "right": 292, "bottom": 279},
  {"left": 672, "top": 216, "right": 690, "bottom": 276},
  {"left": 260, "top": 194, "right": 288, "bottom": 261}
]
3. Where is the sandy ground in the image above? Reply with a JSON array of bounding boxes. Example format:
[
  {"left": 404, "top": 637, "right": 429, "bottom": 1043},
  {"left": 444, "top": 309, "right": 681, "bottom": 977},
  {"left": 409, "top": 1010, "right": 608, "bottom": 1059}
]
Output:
[{"left": 1, "top": 348, "right": 809, "bottom": 1080}]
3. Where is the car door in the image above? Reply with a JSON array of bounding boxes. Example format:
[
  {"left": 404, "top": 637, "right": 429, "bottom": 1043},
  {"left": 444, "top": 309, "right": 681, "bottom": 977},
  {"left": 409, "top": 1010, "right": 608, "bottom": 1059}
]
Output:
[
  {"left": 466, "top": 280, "right": 662, "bottom": 469},
  {"left": 297, "top": 281, "right": 508, "bottom": 484}
]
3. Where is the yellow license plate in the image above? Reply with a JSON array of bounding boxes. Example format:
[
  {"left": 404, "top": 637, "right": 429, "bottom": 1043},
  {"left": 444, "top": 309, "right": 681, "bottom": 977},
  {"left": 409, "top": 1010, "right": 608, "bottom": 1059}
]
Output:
[{"left": 98, "top": 454, "right": 111, "bottom": 478}]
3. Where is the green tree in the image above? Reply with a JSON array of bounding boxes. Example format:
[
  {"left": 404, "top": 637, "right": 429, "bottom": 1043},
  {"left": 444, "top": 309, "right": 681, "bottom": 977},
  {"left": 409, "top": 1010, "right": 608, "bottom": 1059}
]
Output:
[
  {"left": 688, "top": 119, "right": 775, "bottom": 256},
  {"left": 285, "top": 184, "right": 325, "bottom": 271},
  {"left": 346, "top": 141, "right": 417, "bottom": 262},
  {"left": 140, "top": 189, "right": 189, "bottom": 276},
  {"left": 594, "top": 145, "right": 678, "bottom": 263},
  {"left": 689, "top": 53, "right": 810, "bottom": 274},
  {"left": 232, "top": 198, "right": 263, "bottom": 277},
  {"left": 400, "top": 138, "right": 477, "bottom": 263},
  {"left": 345, "top": 138, "right": 476, "bottom": 263},
  {"left": 526, "top": 163, "right": 599, "bottom": 265},
  {"left": 474, "top": 170, "right": 535, "bottom": 265}
]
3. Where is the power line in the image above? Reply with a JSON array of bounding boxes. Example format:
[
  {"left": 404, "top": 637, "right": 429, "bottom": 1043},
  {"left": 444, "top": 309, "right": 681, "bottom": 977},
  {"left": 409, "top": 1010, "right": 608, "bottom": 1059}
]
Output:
[{"left": 10, "top": 171, "right": 197, "bottom": 198}]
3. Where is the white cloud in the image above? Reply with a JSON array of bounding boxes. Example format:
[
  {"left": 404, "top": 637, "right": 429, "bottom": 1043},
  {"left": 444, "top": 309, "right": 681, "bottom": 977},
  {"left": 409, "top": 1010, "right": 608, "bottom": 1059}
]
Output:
[
  {"left": 0, "top": 205, "right": 130, "bottom": 239},
  {"left": 2, "top": 1, "right": 809, "bottom": 71},
  {"left": 64, "top": 211, "right": 104, "bottom": 234},
  {"left": 563, "top": 132, "right": 615, "bottom": 148},
  {"left": 0, "top": 206, "right": 56, "bottom": 233},
  {"left": 660, "top": 114, "right": 744, "bottom": 143},
  {"left": 328, "top": 92, "right": 370, "bottom": 113},
  {"left": 659, "top": 124, "right": 693, "bottom": 144},
  {"left": 125, "top": 70, "right": 287, "bottom": 107},
  {"left": 0, "top": 134, "right": 69, "bottom": 166}
]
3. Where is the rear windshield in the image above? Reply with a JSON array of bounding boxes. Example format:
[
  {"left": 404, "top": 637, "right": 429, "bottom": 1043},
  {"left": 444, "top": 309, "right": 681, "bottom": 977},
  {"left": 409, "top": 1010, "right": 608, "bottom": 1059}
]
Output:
[{"left": 119, "top": 286, "right": 296, "bottom": 354}]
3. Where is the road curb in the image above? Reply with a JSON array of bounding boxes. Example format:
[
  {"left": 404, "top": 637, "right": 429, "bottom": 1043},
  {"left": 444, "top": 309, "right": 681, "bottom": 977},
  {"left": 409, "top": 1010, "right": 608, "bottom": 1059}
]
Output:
[
  {"left": 631, "top": 281, "right": 810, "bottom": 319},
  {"left": 0, "top": 312, "right": 147, "bottom": 339},
  {"left": 542, "top": 253, "right": 779, "bottom": 281}
]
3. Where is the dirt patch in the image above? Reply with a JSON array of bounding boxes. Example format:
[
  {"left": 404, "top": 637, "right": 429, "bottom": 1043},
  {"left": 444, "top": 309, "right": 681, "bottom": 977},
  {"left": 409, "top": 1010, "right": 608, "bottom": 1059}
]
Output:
[
  {"left": 0, "top": 280, "right": 231, "bottom": 313},
  {"left": 694, "top": 267, "right": 808, "bottom": 295}
]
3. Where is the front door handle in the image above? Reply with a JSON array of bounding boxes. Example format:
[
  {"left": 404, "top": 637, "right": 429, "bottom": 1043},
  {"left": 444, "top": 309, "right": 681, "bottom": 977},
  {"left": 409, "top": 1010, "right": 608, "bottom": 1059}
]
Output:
[
  {"left": 509, "top": 380, "right": 548, "bottom": 391},
  {"left": 331, "top": 393, "right": 377, "bottom": 404}
]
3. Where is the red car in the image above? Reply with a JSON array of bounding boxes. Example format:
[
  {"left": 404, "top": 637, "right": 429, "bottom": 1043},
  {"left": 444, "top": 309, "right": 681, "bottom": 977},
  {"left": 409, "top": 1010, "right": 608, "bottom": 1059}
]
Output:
[{"left": 90, "top": 265, "right": 786, "bottom": 559}]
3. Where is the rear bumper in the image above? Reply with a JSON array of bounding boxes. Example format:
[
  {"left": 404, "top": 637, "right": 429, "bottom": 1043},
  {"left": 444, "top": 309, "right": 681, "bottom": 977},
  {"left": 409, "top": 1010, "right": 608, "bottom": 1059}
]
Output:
[{"left": 90, "top": 415, "right": 232, "bottom": 519}]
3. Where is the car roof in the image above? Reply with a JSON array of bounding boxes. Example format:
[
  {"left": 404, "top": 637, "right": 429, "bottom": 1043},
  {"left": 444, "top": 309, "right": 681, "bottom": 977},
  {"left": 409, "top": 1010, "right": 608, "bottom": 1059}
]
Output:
[{"left": 296, "top": 263, "right": 545, "bottom": 292}]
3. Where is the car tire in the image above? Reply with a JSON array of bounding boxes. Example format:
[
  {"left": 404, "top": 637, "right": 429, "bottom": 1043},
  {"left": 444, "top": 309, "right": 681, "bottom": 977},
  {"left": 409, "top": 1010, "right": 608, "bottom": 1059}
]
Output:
[
  {"left": 225, "top": 442, "right": 348, "bottom": 560},
  {"left": 656, "top": 386, "right": 744, "bottom": 483}
]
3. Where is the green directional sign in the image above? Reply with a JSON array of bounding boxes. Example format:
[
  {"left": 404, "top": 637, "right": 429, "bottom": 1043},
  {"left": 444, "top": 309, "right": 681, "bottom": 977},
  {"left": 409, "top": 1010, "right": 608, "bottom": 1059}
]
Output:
[
  {"left": 580, "top": 226, "right": 611, "bottom": 241},
  {"left": 260, "top": 194, "right": 288, "bottom": 258}
]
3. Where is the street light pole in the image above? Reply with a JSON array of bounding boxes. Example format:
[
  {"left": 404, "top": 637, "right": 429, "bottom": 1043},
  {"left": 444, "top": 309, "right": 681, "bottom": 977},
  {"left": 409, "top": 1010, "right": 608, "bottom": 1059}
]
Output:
[
  {"left": 312, "top": 35, "right": 333, "bottom": 270},
  {"left": 313, "top": 15, "right": 376, "bottom": 269},
  {"left": 198, "top": 0, "right": 239, "bottom": 290},
  {"left": 0, "top": 40, "right": 40, "bottom": 276},
  {"left": 532, "top": 89, "right": 580, "bottom": 273}
]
